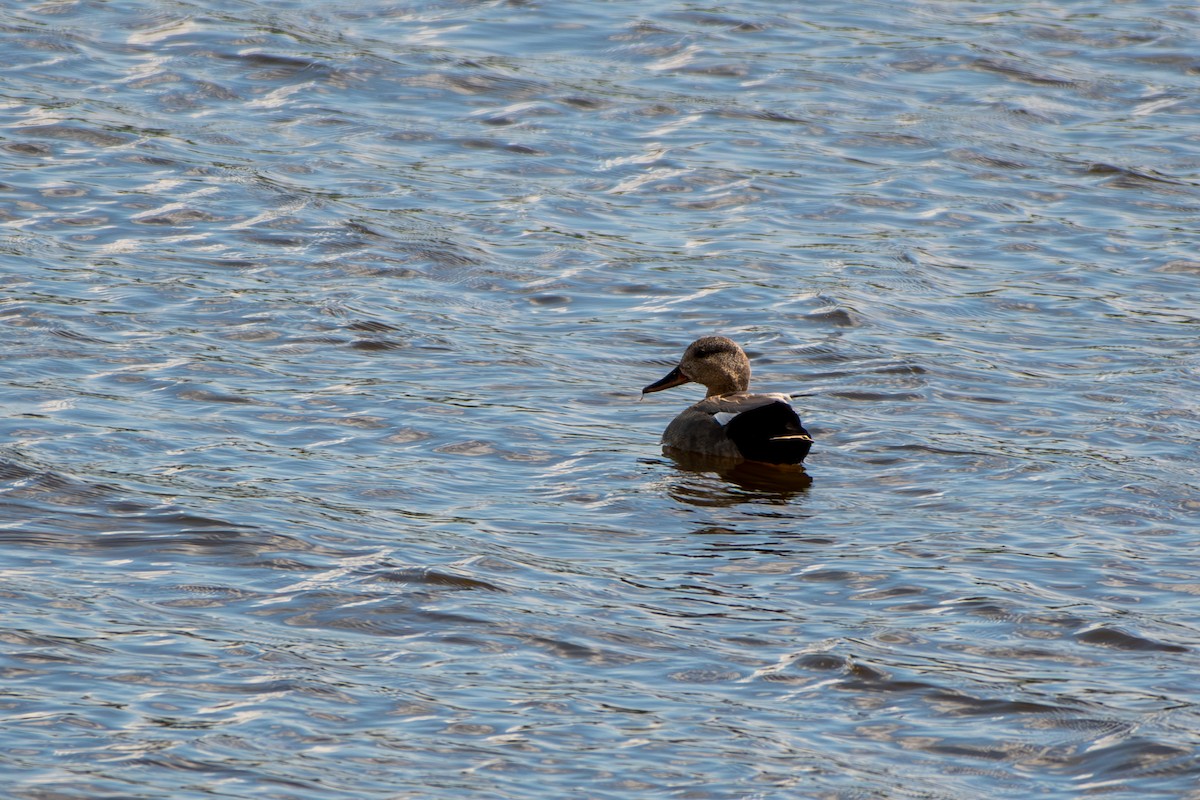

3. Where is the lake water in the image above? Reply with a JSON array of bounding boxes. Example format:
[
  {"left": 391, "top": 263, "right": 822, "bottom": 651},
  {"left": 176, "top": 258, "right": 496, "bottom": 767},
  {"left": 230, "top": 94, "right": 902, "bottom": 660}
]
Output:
[{"left": 3, "top": 1, "right": 1200, "bottom": 798}]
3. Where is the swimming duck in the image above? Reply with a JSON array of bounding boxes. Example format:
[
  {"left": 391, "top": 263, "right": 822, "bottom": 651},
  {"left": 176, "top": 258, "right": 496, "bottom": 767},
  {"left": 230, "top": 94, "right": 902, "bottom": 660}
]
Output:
[{"left": 642, "top": 336, "right": 812, "bottom": 464}]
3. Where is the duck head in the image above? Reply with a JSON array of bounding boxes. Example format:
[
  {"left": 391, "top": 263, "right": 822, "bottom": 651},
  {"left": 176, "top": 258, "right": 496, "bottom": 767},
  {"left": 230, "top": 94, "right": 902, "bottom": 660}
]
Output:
[{"left": 642, "top": 336, "right": 751, "bottom": 398}]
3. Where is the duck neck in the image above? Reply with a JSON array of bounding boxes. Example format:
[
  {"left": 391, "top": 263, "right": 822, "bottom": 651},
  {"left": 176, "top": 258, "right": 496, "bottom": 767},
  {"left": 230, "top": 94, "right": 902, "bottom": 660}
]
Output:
[{"left": 705, "top": 378, "right": 745, "bottom": 397}]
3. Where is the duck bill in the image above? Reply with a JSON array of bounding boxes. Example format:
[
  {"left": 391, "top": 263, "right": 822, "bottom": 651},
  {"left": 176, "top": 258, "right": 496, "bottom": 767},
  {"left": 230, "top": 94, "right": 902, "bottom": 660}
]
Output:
[{"left": 642, "top": 365, "right": 690, "bottom": 394}]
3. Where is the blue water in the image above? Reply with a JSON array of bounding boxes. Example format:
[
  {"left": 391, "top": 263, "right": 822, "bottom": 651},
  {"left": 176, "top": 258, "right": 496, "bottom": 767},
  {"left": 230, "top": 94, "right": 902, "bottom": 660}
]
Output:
[{"left": 3, "top": 1, "right": 1199, "bottom": 798}]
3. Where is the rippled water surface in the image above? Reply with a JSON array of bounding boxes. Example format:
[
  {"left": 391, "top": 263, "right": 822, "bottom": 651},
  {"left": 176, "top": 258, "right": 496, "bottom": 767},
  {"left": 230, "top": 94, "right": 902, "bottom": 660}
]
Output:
[{"left": 3, "top": 1, "right": 1200, "bottom": 797}]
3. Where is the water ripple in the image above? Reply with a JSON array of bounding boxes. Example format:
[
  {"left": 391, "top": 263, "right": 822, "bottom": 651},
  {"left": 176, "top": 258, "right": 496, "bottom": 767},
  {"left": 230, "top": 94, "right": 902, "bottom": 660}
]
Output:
[{"left": 3, "top": 1, "right": 1200, "bottom": 798}]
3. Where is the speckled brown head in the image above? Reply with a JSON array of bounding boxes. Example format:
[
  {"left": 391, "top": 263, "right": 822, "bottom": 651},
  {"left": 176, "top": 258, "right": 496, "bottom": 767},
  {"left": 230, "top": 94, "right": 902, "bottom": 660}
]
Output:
[{"left": 642, "top": 336, "right": 751, "bottom": 398}]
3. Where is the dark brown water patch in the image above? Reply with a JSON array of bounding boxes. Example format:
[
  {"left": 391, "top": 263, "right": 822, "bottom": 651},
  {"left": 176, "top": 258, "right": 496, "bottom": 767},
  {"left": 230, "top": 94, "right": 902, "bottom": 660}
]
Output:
[
  {"left": 365, "top": 567, "right": 504, "bottom": 592},
  {"left": 795, "top": 653, "right": 849, "bottom": 671},
  {"left": 559, "top": 96, "right": 608, "bottom": 110},
  {"left": 840, "top": 662, "right": 930, "bottom": 693},
  {"left": 854, "top": 585, "right": 926, "bottom": 601},
  {"left": 458, "top": 138, "right": 546, "bottom": 156},
  {"left": 528, "top": 294, "right": 570, "bottom": 306},
  {"left": 229, "top": 52, "right": 329, "bottom": 80},
  {"left": 120, "top": 153, "right": 178, "bottom": 166},
  {"left": 802, "top": 307, "right": 858, "bottom": 327},
  {"left": 161, "top": 585, "right": 263, "bottom": 608},
  {"left": 1131, "top": 53, "right": 1200, "bottom": 74},
  {"left": 926, "top": 691, "right": 1073, "bottom": 717},
  {"left": 345, "top": 320, "right": 401, "bottom": 333},
  {"left": 1065, "top": 737, "right": 1196, "bottom": 781},
  {"left": 16, "top": 124, "right": 133, "bottom": 147},
  {"left": 238, "top": 232, "right": 309, "bottom": 246},
  {"left": 382, "top": 428, "right": 430, "bottom": 444},
  {"left": 668, "top": 11, "right": 769, "bottom": 31},
  {"left": 434, "top": 440, "right": 497, "bottom": 456},
  {"left": 713, "top": 107, "right": 808, "bottom": 124},
  {"left": 1153, "top": 260, "right": 1200, "bottom": 275},
  {"left": 871, "top": 363, "right": 927, "bottom": 376},
  {"left": 173, "top": 386, "right": 254, "bottom": 404},
  {"left": 948, "top": 148, "right": 1030, "bottom": 170},
  {"left": 971, "top": 58, "right": 1077, "bottom": 87},
  {"left": 0, "top": 460, "right": 119, "bottom": 503},
  {"left": 440, "top": 71, "right": 547, "bottom": 98},
  {"left": 678, "top": 63, "right": 750, "bottom": 78},
  {"left": 4, "top": 142, "right": 53, "bottom": 156},
  {"left": 134, "top": 208, "right": 221, "bottom": 226},
  {"left": 633, "top": 103, "right": 678, "bottom": 117},
  {"left": 1084, "top": 162, "right": 1191, "bottom": 191},
  {"left": 1075, "top": 625, "right": 1188, "bottom": 653},
  {"left": 48, "top": 327, "right": 108, "bottom": 343},
  {"left": 52, "top": 215, "right": 108, "bottom": 227},
  {"left": 349, "top": 338, "right": 405, "bottom": 351},
  {"left": 395, "top": 239, "right": 486, "bottom": 269},
  {"left": 798, "top": 569, "right": 856, "bottom": 583}
]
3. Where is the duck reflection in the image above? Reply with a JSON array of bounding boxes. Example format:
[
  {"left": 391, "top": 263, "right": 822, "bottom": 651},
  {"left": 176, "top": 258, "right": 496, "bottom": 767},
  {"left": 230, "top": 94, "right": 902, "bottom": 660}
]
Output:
[{"left": 660, "top": 446, "right": 812, "bottom": 507}]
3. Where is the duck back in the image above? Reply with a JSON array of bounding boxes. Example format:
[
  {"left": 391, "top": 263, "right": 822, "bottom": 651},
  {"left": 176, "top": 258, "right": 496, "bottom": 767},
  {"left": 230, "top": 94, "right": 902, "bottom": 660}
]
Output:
[{"left": 724, "top": 400, "right": 812, "bottom": 464}]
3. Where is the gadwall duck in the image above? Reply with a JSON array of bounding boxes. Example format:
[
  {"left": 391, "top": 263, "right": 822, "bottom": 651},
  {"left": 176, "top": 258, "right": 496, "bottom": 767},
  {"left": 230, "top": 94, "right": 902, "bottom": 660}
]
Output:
[{"left": 642, "top": 336, "right": 812, "bottom": 464}]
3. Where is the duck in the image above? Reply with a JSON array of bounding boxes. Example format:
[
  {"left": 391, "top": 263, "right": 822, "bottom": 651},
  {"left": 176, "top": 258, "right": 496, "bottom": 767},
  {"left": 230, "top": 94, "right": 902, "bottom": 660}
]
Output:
[{"left": 642, "top": 336, "right": 813, "bottom": 465}]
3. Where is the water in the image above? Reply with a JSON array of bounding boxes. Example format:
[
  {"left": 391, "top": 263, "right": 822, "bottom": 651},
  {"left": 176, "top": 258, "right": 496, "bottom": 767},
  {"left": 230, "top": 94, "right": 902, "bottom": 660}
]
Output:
[{"left": 3, "top": 1, "right": 1199, "bottom": 797}]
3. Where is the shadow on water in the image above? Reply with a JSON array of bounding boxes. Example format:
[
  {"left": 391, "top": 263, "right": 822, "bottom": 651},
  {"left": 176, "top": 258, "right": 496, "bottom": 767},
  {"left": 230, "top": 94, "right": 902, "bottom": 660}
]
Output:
[{"left": 658, "top": 447, "right": 812, "bottom": 507}]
